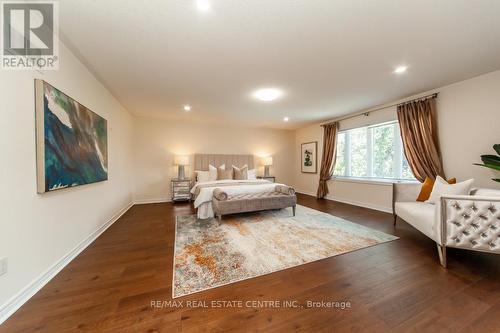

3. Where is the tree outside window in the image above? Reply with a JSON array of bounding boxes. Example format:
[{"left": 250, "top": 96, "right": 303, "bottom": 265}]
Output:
[{"left": 333, "top": 121, "right": 416, "bottom": 181}]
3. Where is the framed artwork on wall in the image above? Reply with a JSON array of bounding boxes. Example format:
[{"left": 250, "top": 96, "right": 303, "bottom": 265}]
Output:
[
  {"left": 301, "top": 141, "right": 317, "bottom": 173},
  {"left": 35, "top": 79, "right": 108, "bottom": 193}
]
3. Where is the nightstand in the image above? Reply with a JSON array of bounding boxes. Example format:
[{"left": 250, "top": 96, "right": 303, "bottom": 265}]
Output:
[
  {"left": 171, "top": 178, "right": 191, "bottom": 202},
  {"left": 257, "top": 176, "right": 276, "bottom": 183}
]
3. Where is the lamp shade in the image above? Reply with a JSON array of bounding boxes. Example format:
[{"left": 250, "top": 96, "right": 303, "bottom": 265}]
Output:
[
  {"left": 174, "top": 155, "right": 189, "bottom": 166},
  {"left": 262, "top": 156, "right": 273, "bottom": 166}
]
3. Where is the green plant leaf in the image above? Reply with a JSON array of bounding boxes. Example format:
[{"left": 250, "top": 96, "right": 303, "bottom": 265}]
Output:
[
  {"left": 493, "top": 144, "right": 500, "bottom": 155},
  {"left": 484, "top": 163, "right": 500, "bottom": 171},
  {"left": 474, "top": 163, "right": 500, "bottom": 171},
  {"left": 480, "top": 155, "right": 500, "bottom": 166},
  {"left": 474, "top": 145, "right": 500, "bottom": 184}
]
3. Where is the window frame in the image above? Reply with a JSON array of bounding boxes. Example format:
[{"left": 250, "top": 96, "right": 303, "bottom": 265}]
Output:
[{"left": 333, "top": 120, "right": 417, "bottom": 182}]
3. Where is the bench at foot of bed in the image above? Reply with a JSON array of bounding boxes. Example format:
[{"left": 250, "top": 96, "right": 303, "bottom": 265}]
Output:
[{"left": 213, "top": 185, "right": 297, "bottom": 224}]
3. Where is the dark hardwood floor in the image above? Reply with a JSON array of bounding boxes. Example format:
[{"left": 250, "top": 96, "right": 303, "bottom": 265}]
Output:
[{"left": 1, "top": 194, "right": 499, "bottom": 332}]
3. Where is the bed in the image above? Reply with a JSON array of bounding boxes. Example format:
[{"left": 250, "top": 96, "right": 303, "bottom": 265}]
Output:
[{"left": 190, "top": 154, "right": 294, "bottom": 219}]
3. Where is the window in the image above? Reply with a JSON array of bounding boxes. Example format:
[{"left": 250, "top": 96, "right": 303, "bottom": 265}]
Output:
[{"left": 333, "top": 121, "right": 416, "bottom": 181}]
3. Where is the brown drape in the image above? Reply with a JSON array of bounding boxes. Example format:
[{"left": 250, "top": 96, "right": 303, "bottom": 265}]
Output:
[
  {"left": 317, "top": 122, "right": 339, "bottom": 198},
  {"left": 397, "top": 97, "right": 444, "bottom": 182}
]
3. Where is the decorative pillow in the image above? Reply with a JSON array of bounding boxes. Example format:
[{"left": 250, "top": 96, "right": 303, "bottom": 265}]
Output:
[
  {"left": 232, "top": 165, "right": 248, "bottom": 180},
  {"left": 247, "top": 169, "right": 257, "bottom": 180},
  {"left": 195, "top": 170, "right": 210, "bottom": 183},
  {"left": 426, "top": 176, "right": 474, "bottom": 204},
  {"left": 217, "top": 166, "right": 233, "bottom": 180},
  {"left": 213, "top": 188, "right": 228, "bottom": 201},
  {"left": 275, "top": 185, "right": 295, "bottom": 195},
  {"left": 416, "top": 176, "right": 456, "bottom": 201},
  {"left": 208, "top": 164, "right": 218, "bottom": 181}
]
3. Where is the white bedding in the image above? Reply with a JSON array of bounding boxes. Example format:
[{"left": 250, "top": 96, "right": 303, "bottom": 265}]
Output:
[{"left": 191, "top": 179, "right": 283, "bottom": 219}]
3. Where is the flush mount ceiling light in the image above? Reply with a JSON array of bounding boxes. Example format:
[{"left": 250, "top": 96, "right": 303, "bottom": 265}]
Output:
[
  {"left": 183, "top": 105, "right": 191, "bottom": 112},
  {"left": 253, "top": 88, "right": 284, "bottom": 102},
  {"left": 394, "top": 65, "right": 408, "bottom": 74},
  {"left": 283, "top": 117, "right": 290, "bottom": 122},
  {"left": 196, "top": 0, "right": 210, "bottom": 11}
]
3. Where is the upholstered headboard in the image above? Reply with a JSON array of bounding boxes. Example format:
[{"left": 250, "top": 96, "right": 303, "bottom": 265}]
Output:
[{"left": 194, "top": 154, "right": 254, "bottom": 171}]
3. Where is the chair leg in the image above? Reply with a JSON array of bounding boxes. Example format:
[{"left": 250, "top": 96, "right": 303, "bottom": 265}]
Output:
[
  {"left": 393, "top": 214, "right": 397, "bottom": 227},
  {"left": 436, "top": 243, "right": 447, "bottom": 268},
  {"left": 292, "top": 205, "right": 296, "bottom": 216}
]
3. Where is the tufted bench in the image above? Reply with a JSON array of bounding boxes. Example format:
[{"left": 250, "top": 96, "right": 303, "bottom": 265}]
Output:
[{"left": 212, "top": 185, "right": 297, "bottom": 223}]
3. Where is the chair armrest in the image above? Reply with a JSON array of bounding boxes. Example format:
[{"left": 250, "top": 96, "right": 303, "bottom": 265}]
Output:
[
  {"left": 392, "top": 182, "right": 421, "bottom": 213},
  {"left": 441, "top": 194, "right": 500, "bottom": 201},
  {"left": 439, "top": 195, "right": 500, "bottom": 253}
]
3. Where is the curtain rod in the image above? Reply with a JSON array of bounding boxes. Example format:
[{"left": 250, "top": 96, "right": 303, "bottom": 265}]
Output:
[{"left": 321, "top": 92, "right": 439, "bottom": 127}]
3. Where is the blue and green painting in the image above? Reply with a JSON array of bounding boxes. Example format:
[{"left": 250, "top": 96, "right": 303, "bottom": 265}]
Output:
[{"left": 41, "top": 82, "right": 108, "bottom": 192}]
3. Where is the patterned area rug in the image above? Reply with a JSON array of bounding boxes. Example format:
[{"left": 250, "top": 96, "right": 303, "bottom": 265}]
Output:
[{"left": 173, "top": 205, "right": 397, "bottom": 298}]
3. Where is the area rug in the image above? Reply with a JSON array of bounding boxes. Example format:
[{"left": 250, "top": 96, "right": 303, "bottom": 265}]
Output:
[{"left": 173, "top": 204, "right": 397, "bottom": 298}]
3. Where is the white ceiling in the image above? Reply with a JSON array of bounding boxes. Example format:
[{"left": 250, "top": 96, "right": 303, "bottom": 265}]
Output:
[{"left": 59, "top": 0, "right": 500, "bottom": 129}]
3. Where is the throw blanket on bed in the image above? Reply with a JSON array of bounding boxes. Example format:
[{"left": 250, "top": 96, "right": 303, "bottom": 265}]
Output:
[
  {"left": 191, "top": 180, "right": 269, "bottom": 196},
  {"left": 191, "top": 180, "right": 285, "bottom": 218},
  {"left": 191, "top": 179, "right": 277, "bottom": 207}
]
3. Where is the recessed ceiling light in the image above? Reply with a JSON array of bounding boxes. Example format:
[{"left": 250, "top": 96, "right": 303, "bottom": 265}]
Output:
[
  {"left": 196, "top": 0, "right": 210, "bottom": 11},
  {"left": 283, "top": 117, "right": 289, "bottom": 122},
  {"left": 253, "top": 88, "right": 284, "bottom": 102},
  {"left": 183, "top": 105, "right": 191, "bottom": 112},
  {"left": 394, "top": 66, "right": 408, "bottom": 74}
]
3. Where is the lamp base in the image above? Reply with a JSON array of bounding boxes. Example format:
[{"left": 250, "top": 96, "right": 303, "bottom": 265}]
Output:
[
  {"left": 264, "top": 165, "right": 271, "bottom": 177},
  {"left": 178, "top": 165, "right": 186, "bottom": 179}
]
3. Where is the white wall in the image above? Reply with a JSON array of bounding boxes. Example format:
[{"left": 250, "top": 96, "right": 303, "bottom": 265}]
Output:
[
  {"left": 438, "top": 71, "right": 500, "bottom": 187},
  {"left": 0, "top": 43, "right": 134, "bottom": 316},
  {"left": 133, "top": 117, "right": 295, "bottom": 203},
  {"left": 293, "top": 70, "right": 500, "bottom": 212}
]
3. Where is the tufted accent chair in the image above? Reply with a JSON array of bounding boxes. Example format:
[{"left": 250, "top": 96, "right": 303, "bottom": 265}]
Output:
[{"left": 393, "top": 185, "right": 500, "bottom": 267}]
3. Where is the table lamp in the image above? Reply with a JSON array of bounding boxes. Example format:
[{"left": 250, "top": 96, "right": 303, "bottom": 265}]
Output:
[
  {"left": 174, "top": 155, "right": 189, "bottom": 179},
  {"left": 262, "top": 156, "right": 273, "bottom": 177}
]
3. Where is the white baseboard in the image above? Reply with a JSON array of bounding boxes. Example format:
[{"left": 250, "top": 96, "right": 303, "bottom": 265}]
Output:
[
  {"left": 0, "top": 201, "right": 134, "bottom": 325},
  {"left": 133, "top": 197, "right": 171, "bottom": 204},
  {"left": 325, "top": 195, "right": 393, "bottom": 213},
  {"left": 295, "top": 189, "right": 392, "bottom": 213},
  {"left": 295, "top": 189, "right": 316, "bottom": 197}
]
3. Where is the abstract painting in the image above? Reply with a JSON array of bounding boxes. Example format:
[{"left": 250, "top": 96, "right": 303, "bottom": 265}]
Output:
[
  {"left": 35, "top": 80, "right": 108, "bottom": 193},
  {"left": 301, "top": 141, "right": 317, "bottom": 173}
]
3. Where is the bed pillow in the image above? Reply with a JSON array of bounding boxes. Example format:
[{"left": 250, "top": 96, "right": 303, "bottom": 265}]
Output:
[
  {"left": 232, "top": 165, "right": 248, "bottom": 180},
  {"left": 247, "top": 169, "right": 257, "bottom": 180},
  {"left": 426, "top": 176, "right": 474, "bottom": 204},
  {"left": 195, "top": 170, "right": 210, "bottom": 183},
  {"left": 217, "top": 166, "right": 233, "bottom": 180},
  {"left": 208, "top": 164, "right": 219, "bottom": 181},
  {"left": 416, "top": 176, "right": 456, "bottom": 201}
]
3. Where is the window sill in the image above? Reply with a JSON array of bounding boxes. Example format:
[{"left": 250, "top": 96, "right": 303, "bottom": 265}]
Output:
[{"left": 331, "top": 177, "right": 419, "bottom": 186}]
